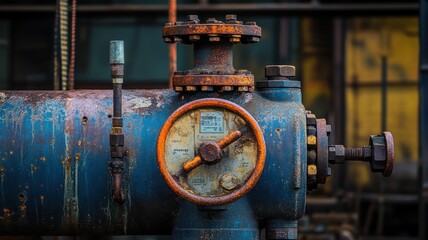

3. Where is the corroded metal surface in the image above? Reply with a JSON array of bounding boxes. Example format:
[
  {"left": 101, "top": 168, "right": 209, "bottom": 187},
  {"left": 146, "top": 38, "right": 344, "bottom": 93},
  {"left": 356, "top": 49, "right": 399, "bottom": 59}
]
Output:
[
  {"left": 172, "top": 74, "right": 254, "bottom": 91},
  {"left": 315, "top": 118, "right": 328, "bottom": 184},
  {"left": 0, "top": 88, "right": 307, "bottom": 235},
  {"left": 163, "top": 23, "right": 261, "bottom": 40},
  {"left": 157, "top": 98, "right": 266, "bottom": 206}
]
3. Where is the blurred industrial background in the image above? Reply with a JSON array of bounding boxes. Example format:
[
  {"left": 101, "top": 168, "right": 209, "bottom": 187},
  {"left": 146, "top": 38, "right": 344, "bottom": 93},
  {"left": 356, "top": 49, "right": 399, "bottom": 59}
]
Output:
[{"left": 0, "top": 0, "right": 425, "bottom": 239}]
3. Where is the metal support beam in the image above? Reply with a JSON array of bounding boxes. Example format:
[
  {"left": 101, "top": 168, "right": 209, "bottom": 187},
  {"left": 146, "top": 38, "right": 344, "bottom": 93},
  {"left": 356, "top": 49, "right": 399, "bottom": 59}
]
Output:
[
  {"left": 420, "top": 0, "right": 428, "bottom": 239},
  {"left": 0, "top": 3, "right": 419, "bottom": 18}
]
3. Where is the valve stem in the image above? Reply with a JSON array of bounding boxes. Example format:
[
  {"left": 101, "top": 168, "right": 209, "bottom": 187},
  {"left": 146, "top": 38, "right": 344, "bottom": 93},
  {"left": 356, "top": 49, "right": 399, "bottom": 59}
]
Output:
[{"left": 109, "top": 40, "right": 126, "bottom": 204}]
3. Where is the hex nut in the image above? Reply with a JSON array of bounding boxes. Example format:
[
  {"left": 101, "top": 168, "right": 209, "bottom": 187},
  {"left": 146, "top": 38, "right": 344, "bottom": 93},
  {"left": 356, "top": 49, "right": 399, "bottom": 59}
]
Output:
[
  {"left": 335, "top": 145, "right": 345, "bottom": 164},
  {"left": 308, "top": 165, "right": 317, "bottom": 176},
  {"left": 328, "top": 146, "right": 336, "bottom": 161},
  {"left": 187, "top": 15, "right": 199, "bottom": 22},
  {"left": 308, "top": 135, "right": 317, "bottom": 146},
  {"left": 189, "top": 35, "right": 201, "bottom": 41},
  {"left": 370, "top": 135, "right": 387, "bottom": 172},
  {"left": 265, "top": 65, "right": 296, "bottom": 78},
  {"left": 225, "top": 14, "right": 237, "bottom": 21}
]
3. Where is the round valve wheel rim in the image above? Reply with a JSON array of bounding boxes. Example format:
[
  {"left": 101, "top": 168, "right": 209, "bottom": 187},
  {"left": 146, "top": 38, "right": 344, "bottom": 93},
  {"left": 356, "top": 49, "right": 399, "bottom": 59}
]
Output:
[{"left": 157, "top": 98, "right": 266, "bottom": 206}]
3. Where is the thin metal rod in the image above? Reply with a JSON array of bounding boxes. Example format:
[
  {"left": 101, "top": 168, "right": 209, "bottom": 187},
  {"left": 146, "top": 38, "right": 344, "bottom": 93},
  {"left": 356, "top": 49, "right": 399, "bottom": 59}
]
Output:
[
  {"left": 59, "top": 0, "right": 68, "bottom": 91},
  {"left": 68, "top": 0, "right": 76, "bottom": 90},
  {"left": 113, "top": 84, "right": 122, "bottom": 118},
  {"left": 168, "top": 0, "right": 176, "bottom": 88}
]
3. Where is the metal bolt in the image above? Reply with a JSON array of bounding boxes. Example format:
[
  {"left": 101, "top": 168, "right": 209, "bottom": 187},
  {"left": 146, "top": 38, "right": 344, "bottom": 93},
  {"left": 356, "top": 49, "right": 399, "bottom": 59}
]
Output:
[
  {"left": 219, "top": 173, "right": 239, "bottom": 191},
  {"left": 238, "top": 86, "right": 249, "bottom": 92},
  {"left": 246, "top": 36, "right": 260, "bottom": 43},
  {"left": 229, "top": 35, "right": 241, "bottom": 43},
  {"left": 174, "top": 86, "right": 183, "bottom": 92},
  {"left": 265, "top": 65, "right": 296, "bottom": 78},
  {"left": 208, "top": 34, "right": 220, "bottom": 42},
  {"left": 173, "top": 37, "right": 182, "bottom": 43},
  {"left": 187, "top": 15, "right": 199, "bottom": 22},
  {"left": 207, "top": 18, "right": 217, "bottom": 24},
  {"left": 245, "top": 21, "right": 257, "bottom": 25},
  {"left": 307, "top": 135, "right": 317, "bottom": 146},
  {"left": 226, "top": 14, "right": 237, "bottom": 21},
  {"left": 164, "top": 22, "right": 173, "bottom": 26},
  {"left": 189, "top": 35, "right": 200, "bottom": 41},
  {"left": 201, "top": 86, "right": 213, "bottom": 91},
  {"left": 221, "top": 86, "right": 234, "bottom": 91},
  {"left": 163, "top": 37, "right": 172, "bottom": 43},
  {"left": 236, "top": 69, "right": 248, "bottom": 75},
  {"left": 185, "top": 86, "right": 197, "bottom": 91},
  {"left": 308, "top": 164, "right": 317, "bottom": 176}
]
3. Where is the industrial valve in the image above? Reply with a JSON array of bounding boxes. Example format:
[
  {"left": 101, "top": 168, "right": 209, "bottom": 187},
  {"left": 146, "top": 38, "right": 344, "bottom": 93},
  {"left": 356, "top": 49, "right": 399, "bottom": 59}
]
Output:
[{"left": 0, "top": 13, "right": 395, "bottom": 239}]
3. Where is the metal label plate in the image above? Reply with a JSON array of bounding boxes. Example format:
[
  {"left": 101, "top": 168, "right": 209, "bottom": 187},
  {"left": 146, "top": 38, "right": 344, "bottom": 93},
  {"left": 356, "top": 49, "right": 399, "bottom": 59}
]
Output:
[{"left": 200, "top": 111, "right": 224, "bottom": 133}]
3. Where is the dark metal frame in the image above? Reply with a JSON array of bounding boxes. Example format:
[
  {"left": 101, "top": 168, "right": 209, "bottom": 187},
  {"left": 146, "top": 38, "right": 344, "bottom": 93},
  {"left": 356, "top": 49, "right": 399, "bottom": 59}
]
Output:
[
  {"left": 419, "top": 0, "right": 428, "bottom": 239},
  {"left": 0, "top": 3, "right": 419, "bottom": 18}
]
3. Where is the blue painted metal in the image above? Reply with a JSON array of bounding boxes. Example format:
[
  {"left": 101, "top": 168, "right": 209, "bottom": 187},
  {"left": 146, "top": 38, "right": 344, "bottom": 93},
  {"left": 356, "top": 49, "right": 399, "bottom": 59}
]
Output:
[{"left": 0, "top": 82, "right": 307, "bottom": 238}]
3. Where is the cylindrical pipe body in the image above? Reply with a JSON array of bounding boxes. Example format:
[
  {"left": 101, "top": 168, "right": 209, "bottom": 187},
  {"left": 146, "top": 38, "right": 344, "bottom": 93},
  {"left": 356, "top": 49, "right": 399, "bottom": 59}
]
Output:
[{"left": 0, "top": 89, "right": 307, "bottom": 235}]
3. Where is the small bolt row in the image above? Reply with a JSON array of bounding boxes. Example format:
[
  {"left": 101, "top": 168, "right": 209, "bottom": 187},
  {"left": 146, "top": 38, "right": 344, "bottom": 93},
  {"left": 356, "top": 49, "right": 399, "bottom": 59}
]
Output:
[
  {"left": 164, "top": 35, "right": 260, "bottom": 44},
  {"left": 164, "top": 14, "right": 256, "bottom": 26},
  {"left": 174, "top": 69, "right": 251, "bottom": 76},
  {"left": 174, "top": 86, "right": 253, "bottom": 92}
]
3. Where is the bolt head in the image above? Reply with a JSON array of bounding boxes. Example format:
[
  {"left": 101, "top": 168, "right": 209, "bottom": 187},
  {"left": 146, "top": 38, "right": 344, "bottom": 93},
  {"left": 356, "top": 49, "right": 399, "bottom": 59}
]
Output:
[
  {"left": 265, "top": 65, "right": 296, "bottom": 78},
  {"left": 328, "top": 146, "right": 336, "bottom": 161},
  {"left": 208, "top": 36, "right": 221, "bottom": 42},
  {"left": 370, "top": 135, "right": 387, "bottom": 172},
  {"left": 207, "top": 18, "right": 217, "bottom": 23},
  {"left": 308, "top": 165, "right": 317, "bottom": 176},
  {"left": 226, "top": 14, "right": 237, "bottom": 21},
  {"left": 187, "top": 15, "right": 199, "bottom": 21},
  {"left": 221, "top": 86, "right": 234, "bottom": 91},
  {"left": 199, "top": 141, "right": 222, "bottom": 162},
  {"left": 189, "top": 35, "right": 201, "bottom": 41},
  {"left": 219, "top": 173, "right": 239, "bottom": 191},
  {"left": 201, "top": 86, "right": 213, "bottom": 91}
]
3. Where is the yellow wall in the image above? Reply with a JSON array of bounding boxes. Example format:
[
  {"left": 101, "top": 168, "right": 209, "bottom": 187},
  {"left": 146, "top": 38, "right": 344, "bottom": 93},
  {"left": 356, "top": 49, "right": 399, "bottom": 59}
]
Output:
[{"left": 345, "top": 18, "right": 419, "bottom": 185}]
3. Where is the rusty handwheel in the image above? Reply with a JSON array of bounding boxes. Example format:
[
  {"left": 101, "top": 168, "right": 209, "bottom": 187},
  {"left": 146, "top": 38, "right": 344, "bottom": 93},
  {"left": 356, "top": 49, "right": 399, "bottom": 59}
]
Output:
[{"left": 157, "top": 98, "right": 266, "bottom": 205}]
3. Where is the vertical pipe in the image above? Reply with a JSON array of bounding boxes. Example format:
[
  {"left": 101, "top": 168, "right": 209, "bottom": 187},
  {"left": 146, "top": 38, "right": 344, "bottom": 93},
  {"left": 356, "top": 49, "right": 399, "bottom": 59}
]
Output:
[
  {"left": 168, "top": 0, "right": 177, "bottom": 88},
  {"left": 110, "top": 40, "right": 125, "bottom": 205}
]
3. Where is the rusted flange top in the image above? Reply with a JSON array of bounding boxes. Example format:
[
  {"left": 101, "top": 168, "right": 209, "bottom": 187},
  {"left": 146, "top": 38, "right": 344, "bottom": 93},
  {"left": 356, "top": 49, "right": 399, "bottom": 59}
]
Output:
[
  {"left": 163, "top": 15, "right": 261, "bottom": 92},
  {"left": 163, "top": 14, "right": 261, "bottom": 44}
]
